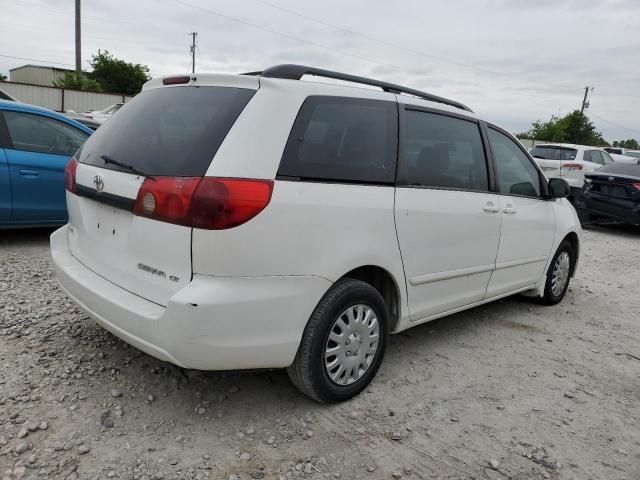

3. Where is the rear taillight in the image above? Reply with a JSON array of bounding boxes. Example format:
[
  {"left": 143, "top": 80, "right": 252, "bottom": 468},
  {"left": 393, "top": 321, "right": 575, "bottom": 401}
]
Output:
[
  {"left": 133, "top": 177, "right": 201, "bottom": 226},
  {"left": 133, "top": 177, "right": 273, "bottom": 230},
  {"left": 64, "top": 157, "right": 78, "bottom": 193},
  {"left": 632, "top": 183, "right": 640, "bottom": 190},
  {"left": 560, "top": 163, "right": 583, "bottom": 171}
]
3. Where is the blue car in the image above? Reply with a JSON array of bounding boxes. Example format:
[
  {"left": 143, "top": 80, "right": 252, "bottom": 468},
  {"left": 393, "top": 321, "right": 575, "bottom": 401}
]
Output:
[{"left": 0, "top": 100, "right": 93, "bottom": 228}]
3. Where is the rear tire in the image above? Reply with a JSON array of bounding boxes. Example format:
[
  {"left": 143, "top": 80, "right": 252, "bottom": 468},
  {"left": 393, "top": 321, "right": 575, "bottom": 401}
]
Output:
[
  {"left": 287, "top": 278, "right": 389, "bottom": 402},
  {"left": 539, "top": 240, "right": 575, "bottom": 305}
]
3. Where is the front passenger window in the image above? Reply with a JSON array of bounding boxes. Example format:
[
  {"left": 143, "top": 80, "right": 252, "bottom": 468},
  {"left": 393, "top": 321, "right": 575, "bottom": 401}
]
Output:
[
  {"left": 487, "top": 127, "right": 541, "bottom": 197},
  {"left": 601, "top": 151, "right": 614, "bottom": 164}
]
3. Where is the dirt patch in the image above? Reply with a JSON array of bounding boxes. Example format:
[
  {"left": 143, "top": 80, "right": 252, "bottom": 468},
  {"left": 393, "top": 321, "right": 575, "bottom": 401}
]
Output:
[{"left": 1, "top": 226, "right": 639, "bottom": 479}]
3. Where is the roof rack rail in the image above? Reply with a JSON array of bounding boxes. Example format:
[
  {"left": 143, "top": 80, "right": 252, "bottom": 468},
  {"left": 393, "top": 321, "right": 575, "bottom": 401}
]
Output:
[{"left": 243, "top": 64, "right": 473, "bottom": 113}]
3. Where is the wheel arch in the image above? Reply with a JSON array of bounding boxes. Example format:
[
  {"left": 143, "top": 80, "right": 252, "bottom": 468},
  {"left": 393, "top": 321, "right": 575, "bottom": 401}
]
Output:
[
  {"left": 563, "top": 231, "right": 580, "bottom": 277},
  {"left": 337, "top": 265, "right": 402, "bottom": 332}
]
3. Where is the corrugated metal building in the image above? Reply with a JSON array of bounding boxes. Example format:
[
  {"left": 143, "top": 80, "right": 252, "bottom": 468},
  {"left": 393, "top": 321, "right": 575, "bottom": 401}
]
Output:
[{"left": 9, "top": 64, "right": 76, "bottom": 87}]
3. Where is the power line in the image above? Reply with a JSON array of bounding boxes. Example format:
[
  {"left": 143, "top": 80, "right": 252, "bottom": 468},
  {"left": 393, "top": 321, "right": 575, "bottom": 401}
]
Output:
[
  {"left": 0, "top": 53, "right": 75, "bottom": 68},
  {"left": 167, "top": 0, "right": 463, "bottom": 86},
  {"left": 250, "top": 0, "right": 573, "bottom": 92},
  {"left": 587, "top": 111, "right": 640, "bottom": 135}
]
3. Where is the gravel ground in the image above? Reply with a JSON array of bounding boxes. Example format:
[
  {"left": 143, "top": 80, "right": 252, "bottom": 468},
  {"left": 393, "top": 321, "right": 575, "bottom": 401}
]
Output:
[{"left": 1, "top": 226, "right": 639, "bottom": 480}]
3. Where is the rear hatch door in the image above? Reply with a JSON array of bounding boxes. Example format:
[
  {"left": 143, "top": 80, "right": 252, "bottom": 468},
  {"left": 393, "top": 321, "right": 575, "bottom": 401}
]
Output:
[
  {"left": 530, "top": 145, "right": 578, "bottom": 178},
  {"left": 67, "top": 81, "right": 257, "bottom": 306}
]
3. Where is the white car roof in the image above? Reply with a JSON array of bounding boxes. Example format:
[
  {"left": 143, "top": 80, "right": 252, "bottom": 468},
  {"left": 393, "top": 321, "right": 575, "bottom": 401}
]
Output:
[
  {"left": 535, "top": 143, "right": 608, "bottom": 151},
  {"left": 143, "top": 70, "right": 478, "bottom": 120}
]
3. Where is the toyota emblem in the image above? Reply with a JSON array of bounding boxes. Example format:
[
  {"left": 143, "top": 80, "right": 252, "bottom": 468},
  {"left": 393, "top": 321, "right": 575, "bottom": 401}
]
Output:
[
  {"left": 608, "top": 176, "right": 615, "bottom": 182},
  {"left": 94, "top": 175, "right": 105, "bottom": 192}
]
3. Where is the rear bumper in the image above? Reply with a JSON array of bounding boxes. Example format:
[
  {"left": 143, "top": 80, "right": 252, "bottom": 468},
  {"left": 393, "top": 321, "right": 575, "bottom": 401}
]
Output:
[{"left": 51, "top": 225, "right": 331, "bottom": 370}]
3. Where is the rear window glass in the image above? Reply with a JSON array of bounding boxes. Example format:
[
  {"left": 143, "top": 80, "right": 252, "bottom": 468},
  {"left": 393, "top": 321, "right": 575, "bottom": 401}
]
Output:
[
  {"left": 604, "top": 147, "right": 623, "bottom": 155},
  {"left": 278, "top": 96, "right": 397, "bottom": 184},
  {"left": 78, "top": 86, "right": 255, "bottom": 176},
  {"left": 530, "top": 146, "right": 577, "bottom": 160}
]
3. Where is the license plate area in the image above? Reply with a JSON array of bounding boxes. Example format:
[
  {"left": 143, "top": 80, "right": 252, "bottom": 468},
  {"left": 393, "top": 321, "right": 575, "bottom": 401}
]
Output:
[{"left": 89, "top": 202, "right": 134, "bottom": 248}]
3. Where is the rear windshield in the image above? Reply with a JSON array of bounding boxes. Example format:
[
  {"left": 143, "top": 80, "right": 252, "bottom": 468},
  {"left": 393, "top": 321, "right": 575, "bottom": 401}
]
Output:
[
  {"left": 530, "top": 146, "right": 577, "bottom": 160},
  {"left": 604, "top": 147, "right": 623, "bottom": 155},
  {"left": 78, "top": 86, "right": 255, "bottom": 176}
]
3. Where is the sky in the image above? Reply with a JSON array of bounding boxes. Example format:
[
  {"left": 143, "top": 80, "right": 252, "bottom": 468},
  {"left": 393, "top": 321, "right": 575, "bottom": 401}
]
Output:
[{"left": 1, "top": 0, "right": 639, "bottom": 141}]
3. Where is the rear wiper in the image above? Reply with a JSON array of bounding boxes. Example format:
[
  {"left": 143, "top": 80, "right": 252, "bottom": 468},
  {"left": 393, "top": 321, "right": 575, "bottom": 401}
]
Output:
[{"left": 100, "top": 154, "right": 156, "bottom": 180}]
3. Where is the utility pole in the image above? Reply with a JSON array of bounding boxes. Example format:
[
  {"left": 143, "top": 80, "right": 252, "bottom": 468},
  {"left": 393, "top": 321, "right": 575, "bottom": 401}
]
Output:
[
  {"left": 189, "top": 32, "right": 197, "bottom": 74},
  {"left": 75, "top": 0, "right": 81, "bottom": 75},
  {"left": 580, "top": 86, "right": 592, "bottom": 115}
]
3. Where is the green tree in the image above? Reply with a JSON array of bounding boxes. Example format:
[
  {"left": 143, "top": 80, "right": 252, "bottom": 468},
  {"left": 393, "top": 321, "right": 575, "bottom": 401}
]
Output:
[
  {"left": 613, "top": 139, "right": 639, "bottom": 149},
  {"left": 527, "top": 116, "right": 566, "bottom": 142},
  {"left": 520, "top": 110, "right": 607, "bottom": 146},
  {"left": 0, "top": 73, "right": 7, "bottom": 81},
  {"left": 88, "top": 50, "right": 150, "bottom": 95},
  {"left": 52, "top": 72, "right": 102, "bottom": 92},
  {"left": 559, "top": 111, "right": 606, "bottom": 145}
]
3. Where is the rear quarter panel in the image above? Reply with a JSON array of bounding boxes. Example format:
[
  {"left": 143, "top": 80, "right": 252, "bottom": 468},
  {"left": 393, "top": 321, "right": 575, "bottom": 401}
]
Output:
[
  {"left": 193, "top": 79, "right": 407, "bottom": 324},
  {"left": 192, "top": 180, "right": 405, "bottom": 289}
]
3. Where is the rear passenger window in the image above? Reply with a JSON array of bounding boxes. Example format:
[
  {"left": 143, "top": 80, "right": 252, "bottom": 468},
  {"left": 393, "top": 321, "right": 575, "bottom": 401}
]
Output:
[
  {"left": 398, "top": 109, "right": 488, "bottom": 191},
  {"left": 279, "top": 96, "right": 397, "bottom": 184},
  {"left": 588, "top": 150, "right": 605, "bottom": 165}
]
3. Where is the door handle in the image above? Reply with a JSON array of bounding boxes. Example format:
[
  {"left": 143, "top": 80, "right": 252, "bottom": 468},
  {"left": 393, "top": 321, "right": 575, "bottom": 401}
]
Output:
[
  {"left": 502, "top": 207, "right": 517, "bottom": 214},
  {"left": 19, "top": 169, "right": 39, "bottom": 177},
  {"left": 483, "top": 204, "right": 500, "bottom": 213}
]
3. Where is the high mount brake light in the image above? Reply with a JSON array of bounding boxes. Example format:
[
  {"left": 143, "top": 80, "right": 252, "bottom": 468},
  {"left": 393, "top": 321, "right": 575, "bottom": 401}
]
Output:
[
  {"left": 64, "top": 157, "right": 78, "bottom": 193},
  {"left": 133, "top": 177, "right": 274, "bottom": 230},
  {"left": 162, "top": 76, "right": 192, "bottom": 85}
]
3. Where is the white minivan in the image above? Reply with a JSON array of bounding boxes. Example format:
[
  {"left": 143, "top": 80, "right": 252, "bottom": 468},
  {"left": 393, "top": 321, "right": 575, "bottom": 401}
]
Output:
[{"left": 51, "top": 65, "right": 582, "bottom": 402}]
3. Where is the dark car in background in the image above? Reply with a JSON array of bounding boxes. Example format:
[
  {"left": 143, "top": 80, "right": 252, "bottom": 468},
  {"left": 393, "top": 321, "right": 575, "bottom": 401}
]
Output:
[{"left": 575, "top": 162, "right": 640, "bottom": 226}]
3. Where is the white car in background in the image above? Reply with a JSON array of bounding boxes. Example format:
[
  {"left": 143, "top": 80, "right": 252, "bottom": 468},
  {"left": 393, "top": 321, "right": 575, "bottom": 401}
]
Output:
[
  {"left": 530, "top": 144, "right": 621, "bottom": 200},
  {"left": 83, "top": 103, "right": 123, "bottom": 124},
  {"left": 609, "top": 153, "right": 640, "bottom": 164},
  {"left": 604, "top": 147, "right": 640, "bottom": 163}
]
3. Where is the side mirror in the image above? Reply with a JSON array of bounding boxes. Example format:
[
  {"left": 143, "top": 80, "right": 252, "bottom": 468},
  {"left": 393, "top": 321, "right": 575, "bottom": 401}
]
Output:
[{"left": 547, "top": 178, "right": 569, "bottom": 199}]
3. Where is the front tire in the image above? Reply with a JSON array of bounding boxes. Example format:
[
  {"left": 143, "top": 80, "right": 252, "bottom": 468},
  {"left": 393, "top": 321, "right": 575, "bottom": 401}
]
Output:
[
  {"left": 540, "top": 240, "right": 575, "bottom": 305},
  {"left": 287, "top": 278, "right": 389, "bottom": 402}
]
